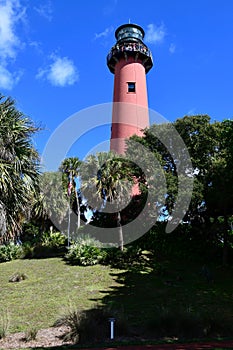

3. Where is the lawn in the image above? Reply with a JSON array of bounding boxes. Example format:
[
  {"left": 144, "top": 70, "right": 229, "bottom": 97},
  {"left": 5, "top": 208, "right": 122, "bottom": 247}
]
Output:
[
  {"left": 99, "top": 258, "right": 233, "bottom": 339},
  {"left": 0, "top": 258, "right": 122, "bottom": 333},
  {"left": 1, "top": 255, "right": 233, "bottom": 343}
]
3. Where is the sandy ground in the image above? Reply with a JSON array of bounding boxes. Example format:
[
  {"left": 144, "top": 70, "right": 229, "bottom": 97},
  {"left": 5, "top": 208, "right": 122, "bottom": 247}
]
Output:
[{"left": 0, "top": 325, "right": 72, "bottom": 349}]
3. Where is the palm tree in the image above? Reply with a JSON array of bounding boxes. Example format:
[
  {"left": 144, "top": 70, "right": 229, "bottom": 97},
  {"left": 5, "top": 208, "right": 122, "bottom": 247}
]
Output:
[
  {"left": 0, "top": 95, "right": 40, "bottom": 243},
  {"left": 80, "top": 152, "right": 133, "bottom": 251},
  {"left": 37, "top": 171, "right": 69, "bottom": 232},
  {"left": 59, "top": 157, "right": 82, "bottom": 231}
]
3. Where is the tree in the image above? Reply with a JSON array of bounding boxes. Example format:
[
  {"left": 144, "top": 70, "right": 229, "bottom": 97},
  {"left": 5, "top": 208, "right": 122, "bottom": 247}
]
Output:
[
  {"left": 0, "top": 95, "right": 40, "bottom": 243},
  {"left": 38, "top": 171, "right": 69, "bottom": 232},
  {"left": 80, "top": 152, "right": 133, "bottom": 251},
  {"left": 128, "top": 115, "right": 233, "bottom": 263},
  {"left": 126, "top": 121, "right": 194, "bottom": 224},
  {"left": 59, "top": 157, "right": 82, "bottom": 232},
  {"left": 204, "top": 119, "right": 233, "bottom": 264}
]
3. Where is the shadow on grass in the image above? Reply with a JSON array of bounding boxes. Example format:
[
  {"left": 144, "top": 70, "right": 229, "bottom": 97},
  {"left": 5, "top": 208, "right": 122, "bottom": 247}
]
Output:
[
  {"left": 28, "top": 249, "right": 233, "bottom": 349},
  {"left": 86, "top": 251, "right": 233, "bottom": 344}
]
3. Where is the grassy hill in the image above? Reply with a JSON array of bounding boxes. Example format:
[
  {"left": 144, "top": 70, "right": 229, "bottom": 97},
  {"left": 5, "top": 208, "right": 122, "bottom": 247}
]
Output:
[
  {"left": 0, "top": 258, "right": 122, "bottom": 333},
  {"left": 0, "top": 255, "right": 233, "bottom": 344}
]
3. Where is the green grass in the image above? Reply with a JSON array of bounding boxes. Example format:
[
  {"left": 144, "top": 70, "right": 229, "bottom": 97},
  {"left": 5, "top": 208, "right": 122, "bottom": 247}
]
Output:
[
  {"left": 1, "top": 255, "right": 233, "bottom": 345},
  {"left": 104, "top": 259, "right": 233, "bottom": 338},
  {"left": 0, "top": 258, "right": 122, "bottom": 333}
]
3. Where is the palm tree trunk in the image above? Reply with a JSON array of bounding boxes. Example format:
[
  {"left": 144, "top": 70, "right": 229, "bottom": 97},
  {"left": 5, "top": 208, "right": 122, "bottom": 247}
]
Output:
[
  {"left": 117, "top": 211, "right": 124, "bottom": 251},
  {"left": 75, "top": 189, "right": 80, "bottom": 231}
]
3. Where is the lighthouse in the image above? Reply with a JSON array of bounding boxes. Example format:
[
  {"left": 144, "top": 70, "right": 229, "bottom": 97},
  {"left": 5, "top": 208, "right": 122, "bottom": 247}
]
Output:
[{"left": 107, "top": 23, "right": 153, "bottom": 154}]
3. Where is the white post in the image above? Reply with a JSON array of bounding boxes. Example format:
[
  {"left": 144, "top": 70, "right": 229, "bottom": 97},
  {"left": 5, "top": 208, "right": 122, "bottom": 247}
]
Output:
[{"left": 108, "top": 318, "right": 115, "bottom": 340}]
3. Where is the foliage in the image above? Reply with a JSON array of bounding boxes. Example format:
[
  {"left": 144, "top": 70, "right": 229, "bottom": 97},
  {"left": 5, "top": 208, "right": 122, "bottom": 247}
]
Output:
[
  {"left": 38, "top": 171, "right": 69, "bottom": 233},
  {"left": 102, "top": 245, "right": 144, "bottom": 269},
  {"left": 0, "top": 95, "right": 40, "bottom": 243},
  {"left": 20, "top": 231, "right": 67, "bottom": 259},
  {"left": 32, "top": 231, "right": 67, "bottom": 258},
  {"left": 59, "top": 157, "right": 84, "bottom": 233},
  {"left": 127, "top": 116, "right": 233, "bottom": 264},
  {"left": 0, "top": 242, "right": 23, "bottom": 262},
  {"left": 64, "top": 237, "right": 106, "bottom": 266},
  {"left": 55, "top": 308, "right": 81, "bottom": 343},
  {"left": 0, "top": 308, "right": 10, "bottom": 339},
  {"left": 41, "top": 231, "right": 67, "bottom": 248},
  {"left": 55, "top": 305, "right": 129, "bottom": 344},
  {"left": 80, "top": 152, "right": 134, "bottom": 251},
  {"left": 24, "top": 327, "right": 38, "bottom": 342},
  {"left": 21, "top": 222, "right": 41, "bottom": 244},
  {"left": 21, "top": 242, "right": 35, "bottom": 259}
]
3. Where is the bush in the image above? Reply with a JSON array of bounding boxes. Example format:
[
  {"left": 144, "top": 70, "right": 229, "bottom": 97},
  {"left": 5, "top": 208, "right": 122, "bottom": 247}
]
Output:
[
  {"left": 55, "top": 305, "right": 130, "bottom": 344},
  {"left": 20, "top": 232, "right": 67, "bottom": 259},
  {"left": 102, "top": 245, "right": 144, "bottom": 269},
  {"left": 41, "top": 231, "right": 67, "bottom": 248},
  {"left": 21, "top": 222, "right": 41, "bottom": 244},
  {"left": 0, "top": 242, "right": 23, "bottom": 262},
  {"left": 21, "top": 242, "right": 35, "bottom": 258},
  {"left": 24, "top": 328, "right": 38, "bottom": 342},
  {"left": 65, "top": 237, "right": 106, "bottom": 266}
]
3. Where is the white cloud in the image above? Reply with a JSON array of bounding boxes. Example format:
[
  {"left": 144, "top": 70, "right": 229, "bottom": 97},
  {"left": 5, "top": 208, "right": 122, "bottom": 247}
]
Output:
[
  {"left": 0, "top": 0, "right": 26, "bottom": 88},
  {"left": 145, "top": 23, "right": 166, "bottom": 44},
  {"left": 34, "top": 1, "right": 53, "bottom": 21},
  {"left": 36, "top": 55, "right": 79, "bottom": 87},
  {"left": 0, "top": 0, "right": 25, "bottom": 60},
  {"left": 94, "top": 26, "right": 114, "bottom": 40},
  {"left": 0, "top": 64, "right": 22, "bottom": 90},
  {"left": 169, "top": 43, "right": 176, "bottom": 54}
]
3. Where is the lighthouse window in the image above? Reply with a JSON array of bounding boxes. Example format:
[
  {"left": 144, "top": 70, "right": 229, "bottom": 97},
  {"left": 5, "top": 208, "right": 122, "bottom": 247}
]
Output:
[{"left": 128, "top": 82, "right": 135, "bottom": 93}]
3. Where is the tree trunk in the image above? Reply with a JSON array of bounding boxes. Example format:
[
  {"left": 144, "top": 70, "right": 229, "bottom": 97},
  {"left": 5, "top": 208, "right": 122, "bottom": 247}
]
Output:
[
  {"left": 0, "top": 202, "right": 7, "bottom": 244},
  {"left": 75, "top": 189, "right": 80, "bottom": 231},
  {"left": 117, "top": 211, "right": 124, "bottom": 251}
]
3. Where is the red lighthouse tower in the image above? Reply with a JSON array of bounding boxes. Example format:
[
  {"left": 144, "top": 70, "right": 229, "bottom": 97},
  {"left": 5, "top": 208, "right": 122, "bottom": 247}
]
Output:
[{"left": 107, "top": 23, "right": 153, "bottom": 154}]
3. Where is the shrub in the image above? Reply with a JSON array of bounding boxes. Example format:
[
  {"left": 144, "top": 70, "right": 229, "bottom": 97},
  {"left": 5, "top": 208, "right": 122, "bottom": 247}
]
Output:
[
  {"left": 21, "top": 242, "right": 35, "bottom": 258},
  {"left": 55, "top": 305, "right": 130, "bottom": 344},
  {"left": 64, "top": 237, "right": 106, "bottom": 266},
  {"left": 21, "top": 232, "right": 68, "bottom": 259},
  {"left": 102, "top": 245, "right": 144, "bottom": 269},
  {"left": 24, "top": 328, "right": 38, "bottom": 342},
  {"left": 0, "top": 242, "right": 23, "bottom": 262},
  {"left": 21, "top": 222, "right": 41, "bottom": 244},
  {"left": 41, "top": 231, "right": 67, "bottom": 248},
  {"left": 32, "top": 244, "right": 67, "bottom": 259}
]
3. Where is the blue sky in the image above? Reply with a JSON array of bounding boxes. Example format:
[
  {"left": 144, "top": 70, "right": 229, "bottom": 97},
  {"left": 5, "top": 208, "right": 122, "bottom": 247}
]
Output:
[{"left": 0, "top": 0, "right": 233, "bottom": 163}]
